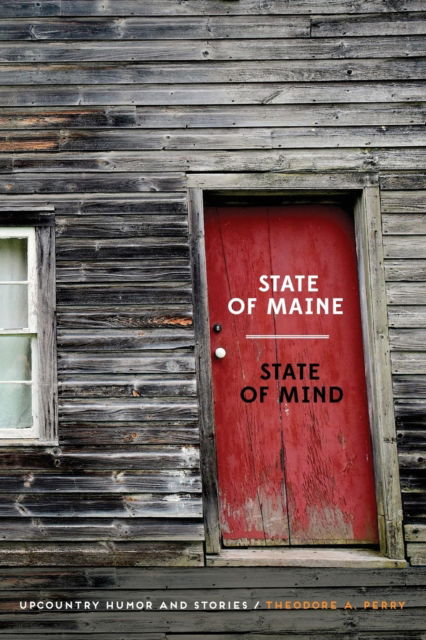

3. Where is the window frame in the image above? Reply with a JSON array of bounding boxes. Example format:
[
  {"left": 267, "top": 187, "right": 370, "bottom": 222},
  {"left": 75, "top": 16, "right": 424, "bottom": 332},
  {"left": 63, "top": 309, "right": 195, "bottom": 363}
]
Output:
[{"left": 0, "top": 208, "right": 57, "bottom": 446}]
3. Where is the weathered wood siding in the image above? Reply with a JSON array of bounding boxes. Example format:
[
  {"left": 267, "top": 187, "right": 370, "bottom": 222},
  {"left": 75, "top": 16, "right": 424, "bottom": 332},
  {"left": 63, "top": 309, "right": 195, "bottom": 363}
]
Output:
[{"left": 0, "top": 0, "right": 424, "bottom": 569}]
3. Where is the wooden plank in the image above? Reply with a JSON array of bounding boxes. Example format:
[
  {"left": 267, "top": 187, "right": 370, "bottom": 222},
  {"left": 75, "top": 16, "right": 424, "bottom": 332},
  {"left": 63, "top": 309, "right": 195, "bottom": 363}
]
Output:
[
  {"left": 392, "top": 352, "right": 426, "bottom": 374},
  {"left": 57, "top": 285, "right": 192, "bottom": 305},
  {"left": 0, "top": 518, "right": 204, "bottom": 541},
  {"left": 4, "top": 607, "right": 426, "bottom": 633},
  {"left": 0, "top": 470, "right": 202, "bottom": 493},
  {"left": 396, "top": 429, "right": 426, "bottom": 448},
  {"left": 354, "top": 187, "right": 404, "bottom": 558},
  {"left": 11, "top": 149, "right": 425, "bottom": 173},
  {"left": 0, "top": 16, "right": 311, "bottom": 40},
  {"left": 0, "top": 493, "right": 202, "bottom": 518},
  {"left": 381, "top": 190, "right": 426, "bottom": 213},
  {"left": 58, "top": 399, "right": 198, "bottom": 422},
  {"left": 0, "top": 447, "right": 200, "bottom": 470},
  {"left": 0, "top": 542, "right": 203, "bottom": 567},
  {"left": 56, "top": 240, "right": 189, "bottom": 261},
  {"left": 2, "top": 82, "right": 424, "bottom": 105},
  {"left": 56, "top": 215, "right": 188, "bottom": 238},
  {"left": 393, "top": 375, "right": 426, "bottom": 396},
  {"left": 385, "top": 260, "right": 426, "bottom": 281},
  {"left": 56, "top": 423, "right": 199, "bottom": 445},
  {"left": 57, "top": 329, "right": 194, "bottom": 351},
  {"left": 2, "top": 103, "right": 426, "bottom": 128},
  {"left": 0, "top": 39, "right": 425, "bottom": 63},
  {"left": 386, "top": 282, "right": 426, "bottom": 304},
  {"left": 0, "top": 57, "right": 424, "bottom": 78},
  {"left": 388, "top": 306, "right": 426, "bottom": 328},
  {"left": 384, "top": 236, "right": 426, "bottom": 259},
  {"left": 0, "top": 173, "right": 186, "bottom": 194},
  {"left": 4, "top": 126, "right": 426, "bottom": 151},
  {"left": 380, "top": 173, "right": 426, "bottom": 189},
  {"left": 383, "top": 214, "right": 426, "bottom": 235},
  {"left": 0, "top": 566, "right": 424, "bottom": 591},
  {"left": 389, "top": 329, "right": 426, "bottom": 350},
  {"left": 405, "top": 524, "right": 426, "bottom": 541},
  {"left": 58, "top": 376, "right": 196, "bottom": 398},
  {"left": 2, "top": 0, "right": 425, "bottom": 17},
  {"left": 311, "top": 12, "right": 426, "bottom": 37},
  {"left": 56, "top": 261, "right": 191, "bottom": 284},
  {"left": 56, "top": 310, "right": 193, "bottom": 330}
]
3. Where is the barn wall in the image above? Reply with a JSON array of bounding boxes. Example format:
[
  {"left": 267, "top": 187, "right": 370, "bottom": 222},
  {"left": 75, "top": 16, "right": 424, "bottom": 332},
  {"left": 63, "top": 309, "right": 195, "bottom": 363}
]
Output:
[{"left": 0, "top": 0, "right": 424, "bottom": 568}]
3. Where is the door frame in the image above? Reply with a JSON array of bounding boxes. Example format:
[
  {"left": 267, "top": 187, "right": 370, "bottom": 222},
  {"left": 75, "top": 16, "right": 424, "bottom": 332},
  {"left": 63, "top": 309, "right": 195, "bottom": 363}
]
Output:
[{"left": 188, "top": 173, "right": 405, "bottom": 563}]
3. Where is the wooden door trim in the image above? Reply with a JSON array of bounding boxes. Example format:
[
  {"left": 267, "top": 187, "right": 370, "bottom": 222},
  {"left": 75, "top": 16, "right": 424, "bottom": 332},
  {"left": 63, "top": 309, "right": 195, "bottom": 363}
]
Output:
[{"left": 188, "top": 177, "right": 404, "bottom": 561}]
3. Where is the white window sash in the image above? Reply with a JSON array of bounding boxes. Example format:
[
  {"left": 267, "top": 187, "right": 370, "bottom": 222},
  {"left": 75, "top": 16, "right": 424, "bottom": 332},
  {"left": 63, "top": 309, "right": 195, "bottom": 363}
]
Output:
[{"left": 0, "top": 227, "right": 39, "bottom": 440}]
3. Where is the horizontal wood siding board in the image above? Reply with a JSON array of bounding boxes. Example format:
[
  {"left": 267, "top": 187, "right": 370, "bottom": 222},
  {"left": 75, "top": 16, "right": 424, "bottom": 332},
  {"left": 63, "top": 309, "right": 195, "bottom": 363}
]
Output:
[
  {"left": 0, "top": 58, "right": 424, "bottom": 79},
  {"left": 388, "top": 306, "right": 426, "bottom": 328},
  {"left": 58, "top": 400, "right": 198, "bottom": 422},
  {"left": 58, "top": 381, "right": 197, "bottom": 398},
  {"left": 389, "top": 329, "right": 426, "bottom": 351},
  {"left": 0, "top": 40, "right": 425, "bottom": 63},
  {"left": 0, "top": 173, "right": 186, "bottom": 194},
  {"left": 2, "top": 83, "right": 425, "bottom": 105},
  {"left": 0, "top": 518, "right": 204, "bottom": 541},
  {"left": 392, "top": 352, "right": 426, "bottom": 375},
  {"left": 311, "top": 13, "right": 426, "bottom": 37},
  {"left": 381, "top": 190, "right": 426, "bottom": 212},
  {"left": 0, "top": 471, "right": 202, "bottom": 493},
  {"left": 57, "top": 329, "right": 195, "bottom": 350},
  {"left": 7, "top": 150, "right": 426, "bottom": 174},
  {"left": 385, "top": 260, "right": 426, "bottom": 281},
  {"left": 0, "top": 17, "right": 311, "bottom": 40},
  {"left": 57, "top": 425, "right": 200, "bottom": 446},
  {"left": 57, "top": 355, "right": 196, "bottom": 376},
  {"left": 56, "top": 262, "right": 191, "bottom": 284},
  {"left": 0, "top": 447, "right": 201, "bottom": 470},
  {"left": 393, "top": 375, "right": 426, "bottom": 397},
  {"left": 0, "top": 542, "right": 204, "bottom": 567},
  {"left": 0, "top": 494, "right": 203, "bottom": 518},
  {"left": 1, "top": 103, "right": 426, "bottom": 128},
  {"left": 56, "top": 310, "right": 193, "bottom": 330},
  {"left": 3, "top": 126, "right": 426, "bottom": 151},
  {"left": 2, "top": 1, "right": 426, "bottom": 17},
  {"left": 384, "top": 236, "right": 426, "bottom": 259}
]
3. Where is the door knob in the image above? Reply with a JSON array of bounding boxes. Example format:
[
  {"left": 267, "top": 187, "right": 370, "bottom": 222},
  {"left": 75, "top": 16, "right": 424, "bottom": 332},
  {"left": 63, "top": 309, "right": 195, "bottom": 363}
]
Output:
[{"left": 215, "top": 347, "right": 226, "bottom": 359}]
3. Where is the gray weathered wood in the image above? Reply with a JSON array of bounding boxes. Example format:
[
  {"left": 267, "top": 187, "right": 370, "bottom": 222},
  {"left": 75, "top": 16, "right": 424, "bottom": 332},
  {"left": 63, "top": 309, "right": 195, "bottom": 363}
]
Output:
[
  {"left": 58, "top": 399, "right": 198, "bottom": 422},
  {"left": 383, "top": 214, "right": 426, "bottom": 235},
  {"left": 2, "top": 0, "right": 425, "bottom": 17},
  {"left": 56, "top": 310, "right": 193, "bottom": 330},
  {"left": 0, "top": 39, "right": 424, "bottom": 63},
  {"left": 311, "top": 12, "right": 426, "bottom": 37},
  {"left": 0, "top": 447, "right": 201, "bottom": 470},
  {"left": 2, "top": 103, "right": 425, "bottom": 128},
  {"left": 388, "top": 306, "right": 426, "bottom": 328},
  {"left": 0, "top": 542, "right": 204, "bottom": 567},
  {"left": 381, "top": 190, "right": 426, "bottom": 213},
  {"left": 57, "top": 354, "right": 195, "bottom": 375},
  {"left": 385, "top": 260, "right": 426, "bottom": 281},
  {"left": 0, "top": 470, "right": 201, "bottom": 493},
  {"left": 393, "top": 375, "right": 426, "bottom": 397},
  {"left": 392, "top": 352, "right": 426, "bottom": 374},
  {"left": 2, "top": 82, "right": 425, "bottom": 105},
  {"left": 354, "top": 187, "right": 405, "bottom": 559},
  {"left": 0, "top": 58, "right": 426, "bottom": 80},
  {"left": 389, "top": 329, "right": 426, "bottom": 350},
  {"left": 0, "top": 17, "right": 311, "bottom": 40},
  {"left": 4, "top": 126, "right": 426, "bottom": 152},
  {"left": 384, "top": 236, "right": 426, "bottom": 259},
  {"left": 56, "top": 261, "right": 191, "bottom": 284}
]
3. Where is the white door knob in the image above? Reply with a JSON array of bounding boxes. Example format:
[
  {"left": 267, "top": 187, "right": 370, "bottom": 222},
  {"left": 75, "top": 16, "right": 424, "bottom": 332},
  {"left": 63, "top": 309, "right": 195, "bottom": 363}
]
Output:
[{"left": 215, "top": 347, "right": 226, "bottom": 359}]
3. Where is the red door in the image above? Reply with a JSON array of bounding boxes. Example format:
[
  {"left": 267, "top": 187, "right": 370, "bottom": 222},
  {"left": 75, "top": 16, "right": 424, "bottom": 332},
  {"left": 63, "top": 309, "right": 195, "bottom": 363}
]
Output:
[{"left": 204, "top": 204, "right": 378, "bottom": 546}]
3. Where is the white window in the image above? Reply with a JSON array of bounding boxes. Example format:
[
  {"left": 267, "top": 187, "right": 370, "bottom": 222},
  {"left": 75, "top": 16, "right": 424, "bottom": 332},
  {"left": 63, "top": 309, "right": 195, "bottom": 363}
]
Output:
[{"left": 0, "top": 228, "right": 39, "bottom": 439}]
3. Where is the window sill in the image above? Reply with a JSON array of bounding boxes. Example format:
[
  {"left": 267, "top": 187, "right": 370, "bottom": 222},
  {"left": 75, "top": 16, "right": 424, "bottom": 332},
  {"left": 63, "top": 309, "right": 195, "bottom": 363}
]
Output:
[
  {"left": 206, "top": 548, "right": 407, "bottom": 568},
  {"left": 0, "top": 439, "right": 58, "bottom": 446}
]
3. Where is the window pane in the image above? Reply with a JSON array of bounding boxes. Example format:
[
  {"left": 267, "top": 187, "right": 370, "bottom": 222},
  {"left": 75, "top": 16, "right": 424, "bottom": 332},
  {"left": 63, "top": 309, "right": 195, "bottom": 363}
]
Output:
[
  {"left": 0, "top": 383, "right": 32, "bottom": 429},
  {"left": 0, "top": 336, "right": 31, "bottom": 381},
  {"left": 0, "top": 238, "right": 27, "bottom": 281},
  {"left": 0, "top": 284, "right": 28, "bottom": 329}
]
